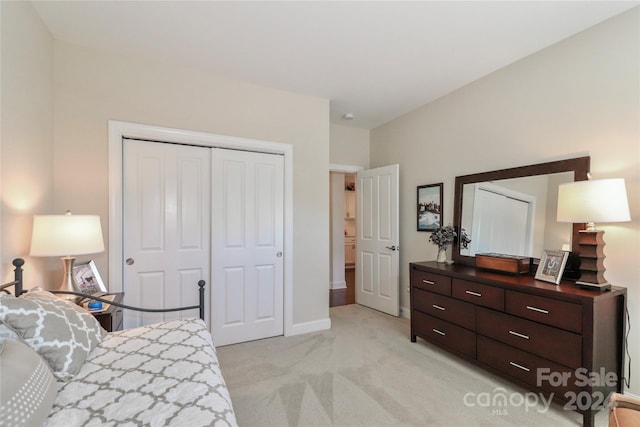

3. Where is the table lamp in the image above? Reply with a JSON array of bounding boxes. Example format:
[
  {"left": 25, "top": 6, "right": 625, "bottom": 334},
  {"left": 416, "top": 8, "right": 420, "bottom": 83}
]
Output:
[
  {"left": 557, "top": 178, "right": 630, "bottom": 291},
  {"left": 30, "top": 211, "right": 105, "bottom": 297}
]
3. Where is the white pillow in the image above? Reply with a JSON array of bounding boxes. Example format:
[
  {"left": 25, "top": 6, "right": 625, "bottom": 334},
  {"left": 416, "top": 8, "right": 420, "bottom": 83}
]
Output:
[{"left": 0, "top": 289, "right": 106, "bottom": 380}]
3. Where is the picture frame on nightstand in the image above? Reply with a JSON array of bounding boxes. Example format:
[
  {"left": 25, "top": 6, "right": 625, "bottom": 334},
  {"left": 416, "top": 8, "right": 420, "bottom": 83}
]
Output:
[{"left": 72, "top": 260, "right": 107, "bottom": 294}]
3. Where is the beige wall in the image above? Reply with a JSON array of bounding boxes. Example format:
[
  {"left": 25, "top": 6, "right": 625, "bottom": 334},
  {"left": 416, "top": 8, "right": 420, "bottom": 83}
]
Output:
[
  {"left": 1, "top": 1, "right": 331, "bottom": 327},
  {"left": 3, "top": 0, "right": 638, "bottom": 392},
  {"left": 330, "top": 123, "right": 370, "bottom": 168},
  {"left": 0, "top": 1, "right": 54, "bottom": 286},
  {"left": 52, "top": 41, "right": 330, "bottom": 326},
  {"left": 371, "top": 8, "right": 640, "bottom": 395}
]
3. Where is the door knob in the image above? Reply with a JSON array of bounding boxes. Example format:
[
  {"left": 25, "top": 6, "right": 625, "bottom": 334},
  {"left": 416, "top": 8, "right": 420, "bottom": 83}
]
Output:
[
  {"left": 126, "top": 258, "right": 135, "bottom": 265},
  {"left": 385, "top": 245, "right": 398, "bottom": 251},
  {"left": 276, "top": 251, "right": 283, "bottom": 258}
]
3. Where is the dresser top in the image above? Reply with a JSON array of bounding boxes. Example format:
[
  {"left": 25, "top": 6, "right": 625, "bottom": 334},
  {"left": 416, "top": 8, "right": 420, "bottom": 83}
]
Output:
[{"left": 411, "top": 261, "right": 626, "bottom": 303}]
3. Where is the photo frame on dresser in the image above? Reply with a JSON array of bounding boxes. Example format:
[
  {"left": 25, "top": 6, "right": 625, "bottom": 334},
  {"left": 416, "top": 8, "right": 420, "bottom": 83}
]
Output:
[
  {"left": 72, "top": 260, "right": 107, "bottom": 294},
  {"left": 535, "top": 249, "right": 569, "bottom": 284},
  {"left": 417, "top": 183, "right": 443, "bottom": 231}
]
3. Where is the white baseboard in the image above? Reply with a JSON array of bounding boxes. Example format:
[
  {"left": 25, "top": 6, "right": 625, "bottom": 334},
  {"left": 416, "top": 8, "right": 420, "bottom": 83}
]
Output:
[
  {"left": 287, "top": 317, "right": 331, "bottom": 337},
  {"left": 330, "top": 281, "right": 347, "bottom": 290},
  {"left": 400, "top": 306, "right": 411, "bottom": 319}
]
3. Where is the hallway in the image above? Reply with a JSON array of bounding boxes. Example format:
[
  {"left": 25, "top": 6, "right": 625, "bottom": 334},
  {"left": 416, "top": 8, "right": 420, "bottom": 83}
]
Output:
[{"left": 329, "top": 268, "right": 355, "bottom": 307}]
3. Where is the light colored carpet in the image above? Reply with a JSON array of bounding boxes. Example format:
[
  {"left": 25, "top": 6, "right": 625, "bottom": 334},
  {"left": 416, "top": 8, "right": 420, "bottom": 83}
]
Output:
[{"left": 216, "top": 304, "right": 607, "bottom": 427}]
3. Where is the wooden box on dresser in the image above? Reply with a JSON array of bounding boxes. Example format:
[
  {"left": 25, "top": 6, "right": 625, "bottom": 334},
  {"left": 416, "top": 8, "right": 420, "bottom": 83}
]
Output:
[{"left": 410, "top": 261, "right": 626, "bottom": 427}]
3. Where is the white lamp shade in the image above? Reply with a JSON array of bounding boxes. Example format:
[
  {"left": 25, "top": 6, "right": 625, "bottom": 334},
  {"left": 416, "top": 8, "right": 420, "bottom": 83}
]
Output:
[
  {"left": 30, "top": 214, "right": 105, "bottom": 256},
  {"left": 557, "top": 178, "right": 631, "bottom": 223}
]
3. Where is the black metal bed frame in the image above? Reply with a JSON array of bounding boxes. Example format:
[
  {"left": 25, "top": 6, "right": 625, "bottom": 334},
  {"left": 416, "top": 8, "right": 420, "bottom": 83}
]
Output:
[{"left": 0, "top": 258, "right": 206, "bottom": 321}]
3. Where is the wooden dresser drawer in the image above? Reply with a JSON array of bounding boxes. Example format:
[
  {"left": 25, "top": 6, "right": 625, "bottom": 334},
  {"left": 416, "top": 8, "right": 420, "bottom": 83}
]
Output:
[
  {"left": 408, "top": 261, "right": 627, "bottom": 427},
  {"left": 477, "top": 307, "right": 581, "bottom": 369},
  {"left": 411, "top": 269, "right": 451, "bottom": 296},
  {"left": 413, "top": 288, "right": 476, "bottom": 330},
  {"left": 412, "top": 311, "right": 476, "bottom": 358},
  {"left": 477, "top": 336, "right": 580, "bottom": 397},
  {"left": 506, "top": 291, "right": 582, "bottom": 334},
  {"left": 452, "top": 279, "right": 504, "bottom": 311}
]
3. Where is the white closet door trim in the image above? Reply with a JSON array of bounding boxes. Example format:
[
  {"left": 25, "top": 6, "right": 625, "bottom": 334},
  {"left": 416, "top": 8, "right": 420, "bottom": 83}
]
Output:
[
  {"left": 108, "top": 120, "right": 294, "bottom": 336},
  {"left": 329, "top": 163, "right": 364, "bottom": 173}
]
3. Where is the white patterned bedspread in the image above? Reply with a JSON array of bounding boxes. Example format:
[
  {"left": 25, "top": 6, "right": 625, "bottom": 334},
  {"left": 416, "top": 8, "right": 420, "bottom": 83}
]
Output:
[{"left": 45, "top": 319, "right": 237, "bottom": 427}]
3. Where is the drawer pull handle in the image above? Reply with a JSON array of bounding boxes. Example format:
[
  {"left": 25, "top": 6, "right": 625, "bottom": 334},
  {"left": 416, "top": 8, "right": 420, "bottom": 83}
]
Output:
[
  {"left": 465, "top": 290, "right": 482, "bottom": 297},
  {"left": 432, "top": 328, "right": 446, "bottom": 336},
  {"left": 432, "top": 304, "right": 445, "bottom": 311},
  {"left": 509, "top": 361, "right": 530, "bottom": 372},
  {"left": 526, "top": 305, "right": 549, "bottom": 314},
  {"left": 508, "top": 330, "right": 530, "bottom": 340},
  {"left": 422, "top": 279, "right": 435, "bottom": 285}
]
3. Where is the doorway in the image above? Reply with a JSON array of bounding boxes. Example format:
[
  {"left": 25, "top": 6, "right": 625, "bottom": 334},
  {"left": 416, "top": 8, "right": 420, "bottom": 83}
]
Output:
[
  {"left": 328, "top": 164, "right": 400, "bottom": 316},
  {"left": 329, "top": 172, "right": 356, "bottom": 307}
]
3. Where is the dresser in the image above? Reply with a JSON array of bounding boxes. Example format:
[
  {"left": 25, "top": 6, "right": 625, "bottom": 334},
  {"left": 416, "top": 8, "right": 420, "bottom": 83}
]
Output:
[{"left": 410, "top": 261, "right": 626, "bottom": 427}]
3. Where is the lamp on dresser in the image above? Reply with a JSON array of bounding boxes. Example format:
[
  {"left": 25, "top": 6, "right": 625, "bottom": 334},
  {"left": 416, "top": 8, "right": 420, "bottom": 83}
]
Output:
[
  {"left": 30, "top": 210, "right": 105, "bottom": 298},
  {"left": 557, "top": 178, "right": 630, "bottom": 291}
]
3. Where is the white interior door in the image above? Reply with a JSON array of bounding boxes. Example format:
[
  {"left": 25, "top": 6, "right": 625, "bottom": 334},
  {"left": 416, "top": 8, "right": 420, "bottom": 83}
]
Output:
[
  {"left": 356, "top": 164, "right": 400, "bottom": 316},
  {"left": 123, "top": 139, "right": 210, "bottom": 328},
  {"left": 211, "top": 148, "right": 284, "bottom": 346}
]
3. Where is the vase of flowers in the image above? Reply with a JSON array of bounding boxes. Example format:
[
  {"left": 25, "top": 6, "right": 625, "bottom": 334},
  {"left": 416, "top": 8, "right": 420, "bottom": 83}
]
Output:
[{"left": 429, "top": 225, "right": 471, "bottom": 263}]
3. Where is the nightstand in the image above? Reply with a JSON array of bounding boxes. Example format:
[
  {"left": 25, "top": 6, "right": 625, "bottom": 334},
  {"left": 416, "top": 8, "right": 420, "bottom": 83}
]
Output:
[{"left": 91, "top": 293, "right": 124, "bottom": 332}]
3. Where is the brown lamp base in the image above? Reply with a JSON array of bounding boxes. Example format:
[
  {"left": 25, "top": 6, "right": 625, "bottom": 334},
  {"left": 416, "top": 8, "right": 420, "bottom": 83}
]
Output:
[{"left": 576, "top": 230, "right": 611, "bottom": 292}]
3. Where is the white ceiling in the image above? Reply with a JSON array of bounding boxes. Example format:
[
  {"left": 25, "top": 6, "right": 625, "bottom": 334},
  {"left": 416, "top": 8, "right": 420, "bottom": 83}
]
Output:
[{"left": 32, "top": 1, "right": 638, "bottom": 130}]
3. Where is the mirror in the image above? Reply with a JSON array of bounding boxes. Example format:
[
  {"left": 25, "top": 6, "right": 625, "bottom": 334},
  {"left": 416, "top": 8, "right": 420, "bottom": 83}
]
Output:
[{"left": 452, "top": 157, "right": 590, "bottom": 266}]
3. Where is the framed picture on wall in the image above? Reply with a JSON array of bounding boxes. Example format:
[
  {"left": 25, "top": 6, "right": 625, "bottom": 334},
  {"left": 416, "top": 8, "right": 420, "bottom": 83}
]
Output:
[
  {"left": 417, "top": 183, "right": 443, "bottom": 231},
  {"left": 72, "top": 260, "right": 107, "bottom": 294},
  {"left": 535, "top": 249, "right": 569, "bottom": 285}
]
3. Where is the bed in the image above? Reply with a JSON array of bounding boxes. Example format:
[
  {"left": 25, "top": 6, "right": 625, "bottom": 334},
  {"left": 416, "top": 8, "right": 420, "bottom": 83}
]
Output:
[{"left": 0, "top": 258, "right": 237, "bottom": 427}]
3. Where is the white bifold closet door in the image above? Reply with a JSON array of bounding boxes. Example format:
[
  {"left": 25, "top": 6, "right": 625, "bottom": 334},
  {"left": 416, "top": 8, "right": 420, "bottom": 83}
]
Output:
[
  {"left": 211, "top": 148, "right": 284, "bottom": 346},
  {"left": 123, "top": 138, "right": 211, "bottom": 328},
  {"left": 123, "top": 139, "right": 284, "bottom": 346}
]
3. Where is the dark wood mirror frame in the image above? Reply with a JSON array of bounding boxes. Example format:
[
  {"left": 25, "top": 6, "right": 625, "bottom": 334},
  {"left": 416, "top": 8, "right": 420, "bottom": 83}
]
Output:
[{"left": 452, "top": 156, "right": 591, "bottom": 266}]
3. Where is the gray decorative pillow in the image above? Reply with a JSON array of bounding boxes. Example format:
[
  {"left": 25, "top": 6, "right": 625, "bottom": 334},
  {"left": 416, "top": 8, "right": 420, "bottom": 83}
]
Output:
[
  {"left": 0, "top": 322, "right": 21, "bottom": 342},
  {"left": 0, "top": 290, "right": 106, "bottom": 380},
  {"left": 0, "top": 339, "right": 57, "bottom": 427}
]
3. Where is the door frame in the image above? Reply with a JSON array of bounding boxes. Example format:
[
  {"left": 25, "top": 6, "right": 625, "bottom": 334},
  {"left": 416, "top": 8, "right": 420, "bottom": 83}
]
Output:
[
  {"left": 108, "top": 120, "right": 294, "bottom": 336},
  {"left": 329, "top": 164, "right": 364, "bottom": 174}
]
